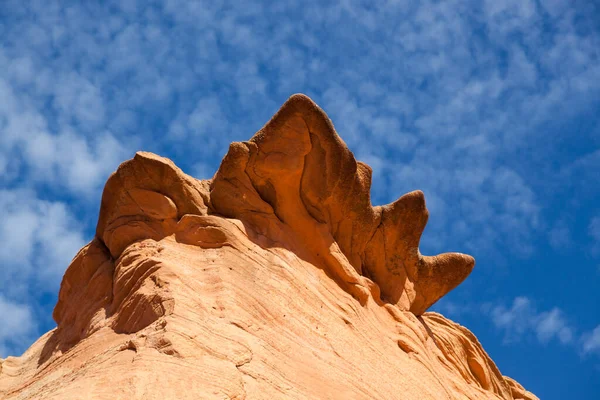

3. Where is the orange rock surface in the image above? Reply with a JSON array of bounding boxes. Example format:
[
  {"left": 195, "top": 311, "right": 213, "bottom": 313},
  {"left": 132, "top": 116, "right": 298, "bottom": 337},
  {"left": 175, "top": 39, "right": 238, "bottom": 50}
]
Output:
[{"left": 0, "top": 95, "right": 538, "bottom": 400}]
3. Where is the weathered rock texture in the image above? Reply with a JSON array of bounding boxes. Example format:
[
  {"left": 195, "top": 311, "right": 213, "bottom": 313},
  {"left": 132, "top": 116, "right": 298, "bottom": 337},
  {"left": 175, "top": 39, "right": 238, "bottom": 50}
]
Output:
[{"left": 0, "top": 95, "right": 537, "bottom": 400}]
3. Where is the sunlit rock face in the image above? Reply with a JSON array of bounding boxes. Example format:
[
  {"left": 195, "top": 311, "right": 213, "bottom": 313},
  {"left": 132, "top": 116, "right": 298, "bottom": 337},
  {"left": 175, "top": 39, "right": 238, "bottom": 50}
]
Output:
[{"left": 0, "top": 95, "right": 537, "bottom": 400}]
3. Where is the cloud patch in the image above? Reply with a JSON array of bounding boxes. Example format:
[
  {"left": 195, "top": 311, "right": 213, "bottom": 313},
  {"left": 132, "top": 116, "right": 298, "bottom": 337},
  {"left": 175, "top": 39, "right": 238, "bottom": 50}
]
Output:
[
  {"left": 435, "top": 296, "right": 599, "bottom": 358},
  {"left": 581, "top": 326, "right": 600, "bottom": 356},
  {"left": 0, "top": 296, "right": 36, "bottom": 359},
  {"left": 486, "top": 297, "right": 574, "bottom": 345},
  {"left": 0, "top": 190, "right": 86, "bottom": 297}
]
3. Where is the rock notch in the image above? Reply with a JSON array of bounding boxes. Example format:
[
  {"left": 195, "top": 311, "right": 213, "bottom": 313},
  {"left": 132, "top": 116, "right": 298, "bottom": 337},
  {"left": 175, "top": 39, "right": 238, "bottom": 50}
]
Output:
[{"left": 0, "top": 94, "right": 537, "bottom": 400}]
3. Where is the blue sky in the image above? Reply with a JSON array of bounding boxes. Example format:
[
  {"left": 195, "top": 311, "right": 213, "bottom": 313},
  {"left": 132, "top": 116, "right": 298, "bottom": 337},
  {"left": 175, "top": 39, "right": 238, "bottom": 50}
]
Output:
[{"left": 0, "top": 0, "right": 599, "bottom": 398}]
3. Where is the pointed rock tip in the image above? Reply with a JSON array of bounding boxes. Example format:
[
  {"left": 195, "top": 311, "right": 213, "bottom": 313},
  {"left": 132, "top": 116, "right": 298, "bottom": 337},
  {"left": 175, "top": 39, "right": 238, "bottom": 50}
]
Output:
[
  {"left": 134, "top": 151, "right": 162, "bottom": 160},
  {"left": 133, "top": 151, "right": 177, "bottom": 167},
  {"left": 399, "top": 190, "right": 426, "bottom": 209},
  {"left": 284, "top": 93, "right": 319, "bottom": 108},
  {"left": 410, "top": 252, "right": 476, "bottom": 315},
  {"left": 275, "top": 93, "right": 328, "bottom": 121}
]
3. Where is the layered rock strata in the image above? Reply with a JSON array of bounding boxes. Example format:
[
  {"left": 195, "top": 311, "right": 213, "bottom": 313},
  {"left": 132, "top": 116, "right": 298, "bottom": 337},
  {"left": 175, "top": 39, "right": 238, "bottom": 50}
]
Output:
[{"left": 0, "top": 94, "right": 537, "bottom": 400}]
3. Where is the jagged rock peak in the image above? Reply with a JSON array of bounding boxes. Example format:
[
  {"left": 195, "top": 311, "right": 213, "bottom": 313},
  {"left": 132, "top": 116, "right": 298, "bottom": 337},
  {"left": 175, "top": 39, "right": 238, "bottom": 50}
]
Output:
[{"left": 0, "top": 94, "right": 537, "bottom": 400}]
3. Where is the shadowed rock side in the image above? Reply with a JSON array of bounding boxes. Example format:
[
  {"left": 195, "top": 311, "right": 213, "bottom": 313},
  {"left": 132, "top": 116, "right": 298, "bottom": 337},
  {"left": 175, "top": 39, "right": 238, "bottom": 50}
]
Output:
[
  {"left": 210, "top": 94, "right": 474, "bottom": 314},
  {"left": 0, "top": 94, "right": 537, "bottom": 400}
]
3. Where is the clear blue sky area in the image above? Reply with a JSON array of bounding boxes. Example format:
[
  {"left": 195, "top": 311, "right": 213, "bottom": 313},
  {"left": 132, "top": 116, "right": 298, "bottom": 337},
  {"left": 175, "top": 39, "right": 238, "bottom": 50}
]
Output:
[{"left": 1, "top": 1, "right": 599, "bottom": 398}]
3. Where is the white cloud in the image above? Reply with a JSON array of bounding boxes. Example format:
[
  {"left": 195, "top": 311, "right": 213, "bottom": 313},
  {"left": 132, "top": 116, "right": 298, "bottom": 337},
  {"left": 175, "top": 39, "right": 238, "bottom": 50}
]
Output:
[
  {"left": 539, "top": 0, "right": 569, "bottom": 17},
  {"left": 0, "top": 296, "right": 36, "bottom": 358},
  {"left": 507, "top": 46, "right": 538, "bottom": 87},
  {"left": 169, "top": 96, "right": 228, "bottom": 141},
  {"left": 484, "top": 0, "right": 538, "bottom": 37},
  {"left": 430, "top": 298, "right": 474, "bottom": 317},
  {"left": 489, "top": 297, "right": 535, "bottom": 342},
  {"left": 0, "top": 76, "right": 128, "bottom": 196},
  {"left": 0, "top": 189, "right": 86, "bottom": 296},
  {"left": 485, "top": 297, "right": 600, "bottom": 356},
  {"left": 581, "top": 326, "right": 600, "bottom": 356},
  {"left": 590, "top": 216, "right": 600, "bottom": 256},
  {"left": 437, "top": 297, "right": 598, "bottom": 358},
  {"left": 589, "top": 217, "right": 600, "bottom": 242},
  {"left": 535, "top": 308, "right": 573, "bottom": 345},
  {"left": 191, "top": 162, "right": 216, "bottom": 180},
  {"left": 22, "top": 129, "right": 127, "bottom": 196},
  {"left": 53, "top": 73, "right": 106, "bottom": 128},
  {"left": 548, "top": 220, "right": 571, "bottom": 250}
]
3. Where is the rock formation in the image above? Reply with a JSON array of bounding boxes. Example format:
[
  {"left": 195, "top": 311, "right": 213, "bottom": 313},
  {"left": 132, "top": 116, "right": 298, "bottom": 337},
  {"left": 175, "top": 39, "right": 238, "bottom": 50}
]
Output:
[{"left": 0, "top": 94, "right": 537, "bottom": 399}]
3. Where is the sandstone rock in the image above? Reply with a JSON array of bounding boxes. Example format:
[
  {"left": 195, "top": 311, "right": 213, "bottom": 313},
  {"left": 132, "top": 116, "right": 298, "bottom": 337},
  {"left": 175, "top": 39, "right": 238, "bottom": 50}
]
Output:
[{"left": 0, "top": 94, "right": 537, "bottom": 400}]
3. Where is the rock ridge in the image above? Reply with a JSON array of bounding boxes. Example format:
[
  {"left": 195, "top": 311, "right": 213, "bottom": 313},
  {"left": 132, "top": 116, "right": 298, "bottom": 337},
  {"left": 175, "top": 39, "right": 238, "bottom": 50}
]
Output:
[{"left": 0, "top": 94, "right": 537, "bottom": 400}]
